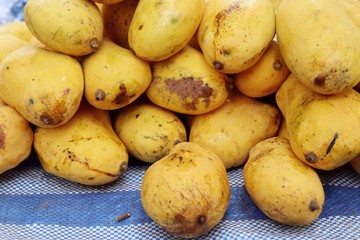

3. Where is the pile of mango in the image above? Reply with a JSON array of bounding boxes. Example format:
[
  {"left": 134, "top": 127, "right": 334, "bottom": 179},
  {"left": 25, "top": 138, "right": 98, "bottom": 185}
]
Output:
[{"left": 0, "top": 0, "right": 359, "bottom": 238}]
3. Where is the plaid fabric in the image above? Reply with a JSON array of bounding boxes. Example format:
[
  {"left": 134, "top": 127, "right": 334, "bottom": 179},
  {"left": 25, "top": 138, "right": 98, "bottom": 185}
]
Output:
[
  {"left": 0, "top": 152, "right": 359, "bottom": 240},
  {"left": 0, "top": 1, "right": 359, "bottom": 239}
]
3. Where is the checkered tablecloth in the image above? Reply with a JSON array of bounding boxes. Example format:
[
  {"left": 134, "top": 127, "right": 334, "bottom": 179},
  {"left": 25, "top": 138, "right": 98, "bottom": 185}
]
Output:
[{"left": 0, "top": 1, "right": 359, "bottom": 239}]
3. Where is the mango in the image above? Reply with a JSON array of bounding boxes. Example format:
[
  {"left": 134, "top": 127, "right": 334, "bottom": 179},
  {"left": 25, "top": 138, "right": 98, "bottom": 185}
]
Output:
[
  {"left": 24, "top": 0, "right": 103, "bottom": 56},
  {"left": 189, "top": 90, "right": 281, "bottom": 169},
  {"left": 128, "top": 0, "right": 204, "bottom": 61},
  {"left": 82, "top": 38, "right": 151, "bottom": 110},
  {"left": 197, "top": 0, "right": 275, "bottom": 74},
  {"left": 146, "top": 45, "right": 230, "bottom": 115},
  {"left": 276, "top": 73, "right": 360, "bottom": 170},
  {"left": 34, "top": 100, "right": 128, "bottom": 186},
  {"left": 0, "top": 103, "right": 33, "bottom": 174},
  {"left": 141, "top": 142, "right": 230, "bottom": 238},
  {"left": 276, "top": 0, "right": 360, "bottom": 94},
  {"left": 0, "top": 45, "right": 84, "bottom": 128},
  {"left": 244, "top": 136, "right": 325, "bottom": 226}
]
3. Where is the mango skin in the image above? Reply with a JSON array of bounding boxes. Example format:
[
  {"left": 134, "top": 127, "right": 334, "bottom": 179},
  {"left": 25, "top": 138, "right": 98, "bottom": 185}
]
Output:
[
  {"left": 102, "top": 0, "right": 139, "bottom": 49},
  {"left": 128, "top": 0, "right": 204, "bottom": 61},
  {"left": 24, "top": 0, "right": 103, "bottom": 56},
  {"left": 197, "top": 0, "right": 275, "bottom": 74},
  {"left": 146, "top": 45, "right": 230, "bottom": 115},
  {"left": 276, "top": 74, "right": 360, "bottom": 170},
  {"left": 276, "top": 0, "right": 360, "bottom": 94},
  {"left": 244, "top": 136, "right": 325, "bottom": 226},
  {"left": 114, "top": 101, "right": 187, "bottom": 163},
  {"left": 141, "top": 142, "right": 230, "bottom": 238},
  {"left": 233, "top": 40, "right": 290, "bottom": 98},
  {"left": 83, "top": 38, "right": 151, "bottom": 110},
  {"left": 0, "top": 34, "right": 29, "bottom": 62},
  {"left": 189, "top": 90, "right": 281, "bottom": 169},
  {"left": 0, "top": 21, "right": 33, "bottom": 42},
  {"left": 0, "top": 103, "right": 33, "bottom": 174},
  {"left": 0, "top": 45, "right": 84, "bottom": 128},
  {"left": 34, "top": 100, "right": 128, "bottom": 186}
]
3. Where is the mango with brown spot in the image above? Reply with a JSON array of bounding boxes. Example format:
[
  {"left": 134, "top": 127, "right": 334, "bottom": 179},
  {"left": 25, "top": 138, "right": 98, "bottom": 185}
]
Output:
[
  {"left": 141, "top": 142, "right": 230, "bottom": 238},
  {"left": 34, "top": 100, "right": 128, "bottom": 186},
  {"left": 276, "top": 73, "right": 360, "bottom": 170},
  {"left": 82, "top": 38, "right": 151, "bottom": 110},
  {"left": 197, "top": 0, "right": 275, "bottom": 74},
  {"left": 0, "top": 45, "right": 84, "bottom": 128},
  {"left": 146, "top": 45, "right": 229, "bottom": 115},
  {"left": 276, "top": 0, "right": 360, "bottom": 94}
]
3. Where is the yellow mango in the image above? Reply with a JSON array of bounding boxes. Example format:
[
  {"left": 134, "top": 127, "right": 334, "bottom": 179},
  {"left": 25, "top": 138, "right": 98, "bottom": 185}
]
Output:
[
  {"left": 276, "top": 0, "right": 360, "bottom": 94},
  {"left": 83, "top": 38, "right": 151, "bottom": 110},
  {"left": 141, "top": 142, "right": 230, "bottom": 238},
  {"left": 128, "top": 0, "right": 204, "bottom": 61},
  {"left": 0, "top": 34, "right": 29, "bottom": 62},
  {"left": 244, "top": 136, "right": 325, "bottom": 226},
  {"left": 276, "top": 74, "right": 360, "bottom": 170},
  {"left": 146, "top": 45, "right": 230, "bottom": 115},
  {"left": 197, "top": 0, "right": 275, "bottom": 74},
  {"left": 0, "top": 21, "right": 33, "bottom": 42},
  {"left": 24, "top": 0, "right": 103, "bottom": 56},
  {"left": 233, "top": 40, "right": 289, "bottom": 98},
  {"left": 102, "top": 0, "right": 139, "bottom": 49},
  {"left": 0, "top": 104, "right": 33, "bottom": 174},
  {"left": 0, "top": 45, "right": 84, "bottom": 128},
  {"left": 349, "top": 156, "right": 360, "bottom": 174},
  {"left": 34, "top": 100, "right": 128, "bottom": 186},
  {"left": 114, "top": 101, "right": 187, "bottom": 163},
  {"left": 189, "top": 90, "right": 281, "bottom": 169}
]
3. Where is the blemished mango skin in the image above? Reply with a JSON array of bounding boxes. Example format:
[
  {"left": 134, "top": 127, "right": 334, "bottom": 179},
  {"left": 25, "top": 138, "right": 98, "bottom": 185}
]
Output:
[
  {"left": 34, "top": 100, "right": 128, "bottom": 186},
  {"left": 141, "top": 142, "right": 230, "bottom": 238},
  {"left": 189, "top": 90, "right": 281, "bottom": 169},
  {"left": 0, "top": 45, "right": 84, "bottom": 128},
  {"left": 146, "top": 45, "right": 230, "bottom": 115},
  {"left": 276, "top": 0, "right": 360, "bottom": 94},
  {"left": 276, "top": 73, "right": 360, "bottom": 170},
  {"left": 244, "top": 136, "right": 325, "bottom": 226},
  {"left": 197, "top": 0, "right": 275, "bottom": 74}
]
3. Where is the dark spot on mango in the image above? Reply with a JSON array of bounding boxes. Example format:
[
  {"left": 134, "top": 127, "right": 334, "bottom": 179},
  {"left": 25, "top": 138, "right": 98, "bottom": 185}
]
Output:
[
  {"left": 273, "top": 59, "right": 283, "bottom": 71},
  {"left": 164, "top": 76, "right": 214, "bottom": 111},
  {"left": 29, "top": 98, "right": 34, "bottom": 105},
  {"left": 120, "top": 162, "right": 128, "bottom": 174},
  {"left": 90, "top": 38, "right": 100, "bottom": 52},
  {"left": 305, "top": 152, "right": 318, "bottom": 163},
  {"left": 138, "top": 24, "right": 143, "bottom": 30},
  {"left": 40, "top": 114, "right": 54, "bottom": 125},
  {"left": 63, "top": 88, "right": 71, "bottom": 95},
  {"left": 213, "top": 60, "right": 224, "bottom": 70},
  {"left": 113, "top": 83, "right": 135, "bottom": 105},
  {"left": 197, "top": 215, "right": 207, "bottom": 225},
  {"left": 309, "top": 198, "right": 320, "bottom": 212},
  {"left": 0, "top": 125, "right": 5, "bottom": 149},
  {"left": 314, "top": 75, "right": 326, "bottom": 87},
  {"left": 95, "top": 89, "right": 106, "bottom": 101}
]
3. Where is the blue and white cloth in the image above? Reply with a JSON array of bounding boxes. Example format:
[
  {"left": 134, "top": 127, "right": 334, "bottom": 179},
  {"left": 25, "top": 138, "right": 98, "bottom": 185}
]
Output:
[{"left": 0, "top": 1, "right": 359, "bottom": 239}]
